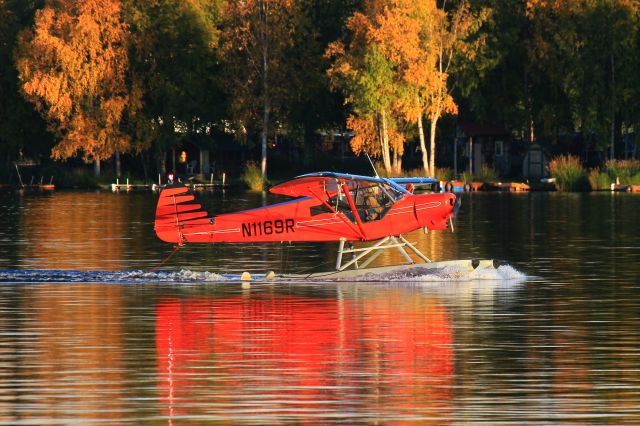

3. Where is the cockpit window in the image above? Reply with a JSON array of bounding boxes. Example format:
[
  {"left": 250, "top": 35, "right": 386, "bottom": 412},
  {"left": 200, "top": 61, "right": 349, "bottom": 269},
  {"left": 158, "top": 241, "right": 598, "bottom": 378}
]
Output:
[
  {"left": 354, "top": 183, "right": 396, "bottom": 221},
  {"left": 323, "top": 180, "right": 404, "bottom": 223}
]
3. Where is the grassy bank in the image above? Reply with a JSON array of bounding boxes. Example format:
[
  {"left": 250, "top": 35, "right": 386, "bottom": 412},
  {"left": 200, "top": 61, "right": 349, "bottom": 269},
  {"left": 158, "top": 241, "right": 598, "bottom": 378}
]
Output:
[
  {"left": 588, "top": 159, "right": 640, "bottom": 190},
  {"left": 548, "top": 155, "right": 590, "bottom": 191},
  {"left": 241, "top": 161, "right": 267, "bottom": 192}
]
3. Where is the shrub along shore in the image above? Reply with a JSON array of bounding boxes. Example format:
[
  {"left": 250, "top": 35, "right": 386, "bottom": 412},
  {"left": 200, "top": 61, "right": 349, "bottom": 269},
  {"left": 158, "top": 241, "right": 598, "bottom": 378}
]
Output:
[{"left": 550, "top": 157, "right": 640, "bottom": 192}]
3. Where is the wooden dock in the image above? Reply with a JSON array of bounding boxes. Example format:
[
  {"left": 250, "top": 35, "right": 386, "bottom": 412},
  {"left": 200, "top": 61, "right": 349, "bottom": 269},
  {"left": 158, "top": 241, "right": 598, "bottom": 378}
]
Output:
[
  {"left": 110, "top": 182, "right": 152, "bottom": 191},
  {"left": 109, "top": 177, "right": 227, "bottom": 192},
  {"left": 1, "top": 184, "right": 56, "bottom": 191},
  {"left": 442, "top": 180, "right": 530, "bottom": 192},
  {"left": 612, "top": 184, "right": 640, "bottom": 192},
  {"left": 484, "top": 182, "right": 531, "bottom": 192},
  {"left": 10, "top": 164, "right": 56, "bottom": 190}
]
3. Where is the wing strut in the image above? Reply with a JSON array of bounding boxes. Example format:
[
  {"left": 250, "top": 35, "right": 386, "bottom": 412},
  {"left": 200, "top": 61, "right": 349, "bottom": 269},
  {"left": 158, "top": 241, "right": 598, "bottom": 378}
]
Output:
[
  {"left": 340, "top": 180, "right": 367, "bottom": 239},
  {"left": 308, "top": 187, "right": 364, "bottom": 239}
]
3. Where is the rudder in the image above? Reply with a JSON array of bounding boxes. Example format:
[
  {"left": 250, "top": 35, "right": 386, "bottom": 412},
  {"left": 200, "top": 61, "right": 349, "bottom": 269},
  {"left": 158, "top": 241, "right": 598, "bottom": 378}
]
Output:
[{"left": 154, "top": 184, "right": 210, "bottom": 243}]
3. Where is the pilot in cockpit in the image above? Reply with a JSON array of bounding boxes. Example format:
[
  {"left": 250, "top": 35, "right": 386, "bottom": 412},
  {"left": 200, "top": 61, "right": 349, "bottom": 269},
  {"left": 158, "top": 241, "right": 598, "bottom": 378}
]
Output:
[{"left": 364, "top": 186, "right": 384, "bottom": 221}]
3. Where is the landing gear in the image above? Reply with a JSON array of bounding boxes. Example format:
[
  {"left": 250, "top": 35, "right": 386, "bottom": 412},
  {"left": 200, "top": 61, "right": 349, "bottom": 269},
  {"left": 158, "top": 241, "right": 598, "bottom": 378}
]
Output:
[{"left": 335, "top": 235, "right": 431, "bottom": 271}]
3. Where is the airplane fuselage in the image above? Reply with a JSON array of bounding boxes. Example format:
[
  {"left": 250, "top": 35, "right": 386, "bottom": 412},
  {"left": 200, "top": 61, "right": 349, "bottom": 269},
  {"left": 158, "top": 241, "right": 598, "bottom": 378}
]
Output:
[{"left": 155, "top": 184, "right": 455, "bottom": 244}]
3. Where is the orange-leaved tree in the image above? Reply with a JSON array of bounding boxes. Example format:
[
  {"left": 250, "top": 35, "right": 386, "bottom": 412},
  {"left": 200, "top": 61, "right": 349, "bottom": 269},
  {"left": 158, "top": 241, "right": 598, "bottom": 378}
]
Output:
[
  {"left": 326, "top": 0, "right": 407, "bottom": 174},
  {"left": 375, "top": 0, "right": 482, "bottom": 176},
  {"left": 15, "top": 0, "right": 134, "bottom": 173},
  {"left": 425, "top": 0, "right": 481, "bottom": 176},
  {"left": 367, "top": 0, "right": 438, "bottom": 174}
]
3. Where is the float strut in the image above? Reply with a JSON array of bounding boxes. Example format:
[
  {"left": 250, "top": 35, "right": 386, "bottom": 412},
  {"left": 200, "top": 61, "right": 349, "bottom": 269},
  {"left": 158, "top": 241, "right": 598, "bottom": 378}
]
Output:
[
  {"left": 336, "top": 238, "right": 346, "bottom": 270},
  {"left": 335, "top": 235, "right": 432, "bottom": 271}
]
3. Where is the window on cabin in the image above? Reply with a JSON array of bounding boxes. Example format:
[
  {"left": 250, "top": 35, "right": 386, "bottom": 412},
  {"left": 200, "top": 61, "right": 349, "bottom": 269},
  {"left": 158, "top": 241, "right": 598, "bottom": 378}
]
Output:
[
  {"left": 352, "top": 183, "right": 399, "bottom": 222},
  {"left": 326, "top": 188, "right": 353, "bottom": 219},
  {"left": 321, "top": 180, "right": 402, "bottom": 223}
]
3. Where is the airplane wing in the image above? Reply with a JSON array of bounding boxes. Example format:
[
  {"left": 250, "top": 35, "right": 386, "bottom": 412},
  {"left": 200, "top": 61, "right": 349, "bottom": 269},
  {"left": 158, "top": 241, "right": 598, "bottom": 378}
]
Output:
[
  {"left": 270, "top": 172, "right": 410, "bottom": 197},
  {"left": 269, "top": 174, "right": 339, "bottom": 197},
  {"left": 388, "top": 177, "right": 438, "bottom": 186}
]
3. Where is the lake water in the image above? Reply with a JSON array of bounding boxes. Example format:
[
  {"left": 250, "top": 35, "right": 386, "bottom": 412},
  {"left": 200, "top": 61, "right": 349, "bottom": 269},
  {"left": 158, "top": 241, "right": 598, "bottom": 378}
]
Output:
[{"left": 0, "top": 189, "right": 639, "bottom": 424}]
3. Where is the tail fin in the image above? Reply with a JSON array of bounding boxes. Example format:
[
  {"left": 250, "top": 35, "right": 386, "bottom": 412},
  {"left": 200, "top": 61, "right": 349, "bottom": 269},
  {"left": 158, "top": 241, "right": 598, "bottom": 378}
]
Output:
[{"left": 154, "top": 184, "right": 210, "bottom": 243}]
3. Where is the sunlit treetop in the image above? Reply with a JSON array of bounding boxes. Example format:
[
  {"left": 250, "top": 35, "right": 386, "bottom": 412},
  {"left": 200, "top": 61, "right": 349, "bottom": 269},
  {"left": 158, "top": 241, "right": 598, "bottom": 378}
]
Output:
[{"left": 15, "top": 0, "right": 134, "bottom": 162}]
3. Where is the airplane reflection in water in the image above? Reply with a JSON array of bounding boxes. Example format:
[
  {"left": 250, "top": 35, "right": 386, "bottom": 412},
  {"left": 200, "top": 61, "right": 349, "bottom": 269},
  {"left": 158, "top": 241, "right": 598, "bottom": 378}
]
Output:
[{"left": 155, "top": 288, "right": 454, "bottom": 421}]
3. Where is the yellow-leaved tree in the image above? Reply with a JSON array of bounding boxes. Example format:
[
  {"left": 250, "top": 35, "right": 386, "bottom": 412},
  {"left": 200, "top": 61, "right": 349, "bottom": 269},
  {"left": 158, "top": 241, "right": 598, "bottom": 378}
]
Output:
[
  {"left": 366, "top": 0, "right": 438, "bottom": 174},
  {"left": 426, "top": 0, "right": 480, "bottom": 176},
  {"left": 15, "top": 0, "right": 134, "bottom": 173},
  {"left": 382, "top": 0, "right": 480, "bottom": 176},
  {"left": 327, "top": 0, "right": 407, "bottom": 175},
  {"left": 328, "top": 0, "right": 481, "bottom": 175}
]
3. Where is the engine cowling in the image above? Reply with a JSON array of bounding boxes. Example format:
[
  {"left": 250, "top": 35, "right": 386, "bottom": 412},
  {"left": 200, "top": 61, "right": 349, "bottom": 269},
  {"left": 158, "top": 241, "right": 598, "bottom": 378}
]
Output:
[{"left": 414, "top": 193, "right": 456, "bottom": 231}]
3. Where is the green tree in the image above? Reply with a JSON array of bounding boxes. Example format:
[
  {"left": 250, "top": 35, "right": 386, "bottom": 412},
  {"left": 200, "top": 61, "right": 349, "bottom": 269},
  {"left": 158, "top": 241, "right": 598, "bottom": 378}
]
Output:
[
  {"left": 526, "top": 0, "right": 638, "bottom": 156},
  {"left": 573, "top": 1, "right": 637, "bottom": 158},
  {"left": 278, "top": 0, "right": 360, "bottom": 167},
  {"left": 125, "top": 0, "right": 223, "bottom": 175},
  {"left": 0, "top": 0, "right": 51, "bottom": 172},
  {"left": 453, "top": 0, "right": 528, "bottom": 136},
  {"left": 220, "top": 0, "right": 302, "bottom": 180}
]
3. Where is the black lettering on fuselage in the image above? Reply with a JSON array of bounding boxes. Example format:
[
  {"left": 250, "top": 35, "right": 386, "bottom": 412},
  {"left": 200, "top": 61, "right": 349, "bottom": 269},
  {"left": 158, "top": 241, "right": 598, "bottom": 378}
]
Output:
[
  {"left": 285, "top": 219, "right": 295, "bottom": 233},
  {"left": 241, "top": 219, "right": 295, "bottom": 237}
]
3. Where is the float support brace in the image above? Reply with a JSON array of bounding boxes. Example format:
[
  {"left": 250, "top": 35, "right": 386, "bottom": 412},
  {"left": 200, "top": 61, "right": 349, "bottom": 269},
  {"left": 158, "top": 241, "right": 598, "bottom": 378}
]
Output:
[{"left": 335, "top": 234, "right": 432, "bottom": 271}]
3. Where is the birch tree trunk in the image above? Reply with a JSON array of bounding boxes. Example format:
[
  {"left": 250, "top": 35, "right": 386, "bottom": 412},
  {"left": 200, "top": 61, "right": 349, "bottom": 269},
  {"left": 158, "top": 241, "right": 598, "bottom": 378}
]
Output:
[
  {"left": 156, "top": 146, "right": 166, "bottom": 176},
  {"left": 380, "top": 109, "right": 392, "bottom": 173},
  {"left": 393, "top": 148, "right": 398, "bottom": 174},
  {"left": 115, "top": 151, "right": 121, "bottom": 178},
  {"left": 378, "top": 114, "right": 386, "bottom": 171},
  {"left": 417, "top": 110, "right": 429, "bottom": 174},
  {"left": 429, "top": 115, "right": 438, "bottom": 177},
  {"left": 260, "top": 0, "right": 269, "bottom": 180}
]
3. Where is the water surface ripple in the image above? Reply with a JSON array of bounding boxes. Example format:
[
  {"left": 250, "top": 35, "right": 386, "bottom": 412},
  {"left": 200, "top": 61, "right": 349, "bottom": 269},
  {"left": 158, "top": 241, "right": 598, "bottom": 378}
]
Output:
[{"left": 0, "top": 190, "right": 639, "bottom": 424}]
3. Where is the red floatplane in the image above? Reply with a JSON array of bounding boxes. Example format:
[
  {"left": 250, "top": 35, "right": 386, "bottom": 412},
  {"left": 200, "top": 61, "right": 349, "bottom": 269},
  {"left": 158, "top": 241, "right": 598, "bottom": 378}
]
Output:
[{"left": 154, "top": 172, "right": 497, "bottom": 278}]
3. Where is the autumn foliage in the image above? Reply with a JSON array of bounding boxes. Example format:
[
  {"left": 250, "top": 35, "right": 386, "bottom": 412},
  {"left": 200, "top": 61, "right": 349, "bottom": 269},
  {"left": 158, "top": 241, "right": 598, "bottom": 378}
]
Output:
[
  {"left": 327, "top": 1, "right": 410, "bottom": 173},
  {"left": 327, "top": 0, "right": 480, "bottom": 175},
  {"left": 3, "top": 0, "right": 640, "bottom": 178},
  {"left": 15, "top": 0, "right": 133, "bottom": 162}
]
